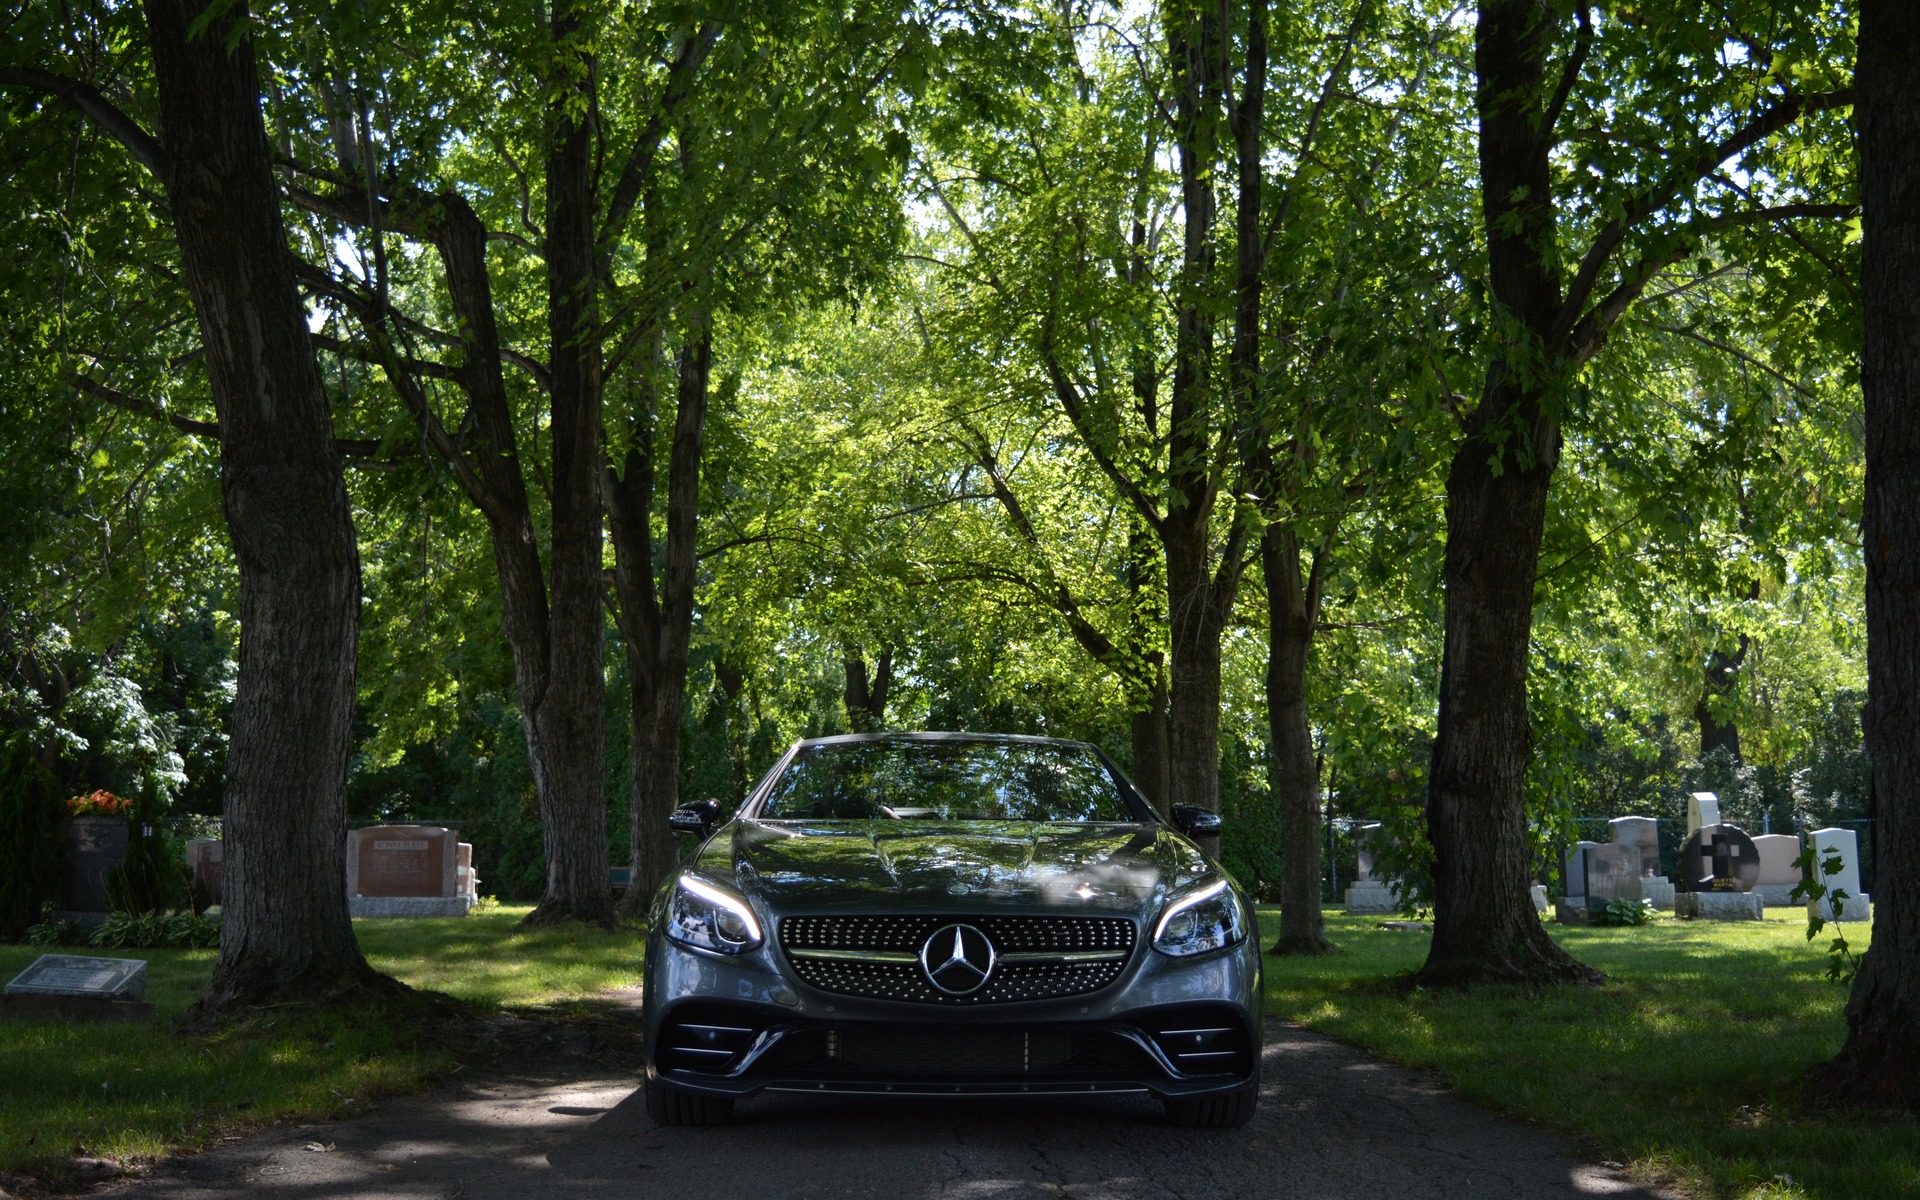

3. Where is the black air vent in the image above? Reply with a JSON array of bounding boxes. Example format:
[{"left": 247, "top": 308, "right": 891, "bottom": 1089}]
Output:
[
  {"left": 1142, "top": 1008, "right": 1255, "bottom": 1077},
  {"left": 657, "top": 1004, "right": 765, "bottom": 1075}
]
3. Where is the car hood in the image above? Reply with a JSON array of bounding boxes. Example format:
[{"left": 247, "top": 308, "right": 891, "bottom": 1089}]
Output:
[{"left": 694, "top": 819, "right": 1217, "bottom": 916}]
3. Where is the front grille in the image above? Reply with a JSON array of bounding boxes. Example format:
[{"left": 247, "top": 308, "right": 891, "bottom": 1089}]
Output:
[
  {"left": 779, "top": 914, "right": 1136, "bottom": 1005},
  {"left": 761, "top": 1025, "right": 1146, "bottom": 1077}
]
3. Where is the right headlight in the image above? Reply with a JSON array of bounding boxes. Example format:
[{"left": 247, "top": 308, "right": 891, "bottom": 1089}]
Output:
[
  {"left": 664, "top": 875, "right": 763, "bottom": 955},
  {"left": 1152, "top": 879, "right": 1245, "bottom": 957}
]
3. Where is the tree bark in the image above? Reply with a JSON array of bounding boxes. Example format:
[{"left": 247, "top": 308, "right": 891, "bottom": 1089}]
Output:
[
  {"left": 1417, "top": 0, "right": 1600, "bottom": 987},
  {"left": 1695, "top": 636, "right": 1750, "bottom": 760},
  {"left": 609, "top": 333, "right": 710, "bottom": 912},
  {"left": 1810, "top": 0, "right": 1920, "bottom": 1109},
  {"left": 1265, "top": 526, "right": 1332, "bottom": 954},
  {"left": 143, "top": 0, "right": 389, "bottom": 1010},
  {"left": 843, "top": 647, "right": 892, "bottom": 732},
  {"left": 523, "top": 0, "right": 613, "bottom": 927}
]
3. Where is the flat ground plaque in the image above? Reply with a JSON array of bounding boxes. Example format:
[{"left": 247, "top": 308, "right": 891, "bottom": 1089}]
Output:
[{"left": 5, "top": 954, "right": 147, "bottom": 1001}]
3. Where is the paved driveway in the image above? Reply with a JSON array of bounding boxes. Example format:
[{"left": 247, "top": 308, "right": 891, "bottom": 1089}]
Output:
[{"left": 107, "top": 1020, "right": 1670, "bottom": 1200}]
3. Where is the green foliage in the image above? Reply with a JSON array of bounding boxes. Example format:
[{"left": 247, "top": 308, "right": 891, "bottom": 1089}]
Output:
[
  {"left": 22, "top": 918, "right": 80, "bottom": 947},
  {"left": 1592, "top": 898, "right": 1658, "bottom": 927},
  {"left": 0, "top": 735, "right": 66, "bottom": 939},
  {"left": 1791, "top": 844, "right": 1862, "bottom": 984},
  {"left": 106, "top": 810, "right": 191, "bottom": 915},
  {"left": 87, "top": 909, "right": 219, "bottom": 950}
]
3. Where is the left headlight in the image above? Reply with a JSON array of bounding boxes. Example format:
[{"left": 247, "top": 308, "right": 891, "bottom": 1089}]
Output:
[
  {"left": 1152, "top": 879, "right": 1245, "bottom": 957},
  {"left": 665, "top": 875, "right": 764, "bottom": 955}
]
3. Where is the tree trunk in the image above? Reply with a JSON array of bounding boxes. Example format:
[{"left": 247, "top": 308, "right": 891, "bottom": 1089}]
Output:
[
  {"left": 1810, "top": 0, "right": 1920, "bottom": 1109},
  {"left": 610, "top": 333, "right": 711, "bottom": 912},
  {"left": 1265, "top": 527, "right": 1331, "bottom": 954},
  {"left": 143, "top": 0, "right": 388, "bottom": 1010},
  {"left": 1695, "top": 635, "right": 1750, "bottom": 760},
  {"left": 1129, "top": 661, "right": 1171, "bottom": 813},
  {"left": 524, "top": 0, "right": 612, "bottom": 927},
  {"left": 843, "top": 647, "right": 892, "bottom": 732},
  {"left": 1419, "top": 377, "right": 1598, "bottom": 986},
  {"left": 1415, "top": 0, "right": 1599, "bottom": 987}
]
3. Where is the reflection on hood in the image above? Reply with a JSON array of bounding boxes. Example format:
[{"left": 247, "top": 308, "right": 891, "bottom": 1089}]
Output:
[{"left": 696, "top": 820, "right": 1215, "bottom": 916}]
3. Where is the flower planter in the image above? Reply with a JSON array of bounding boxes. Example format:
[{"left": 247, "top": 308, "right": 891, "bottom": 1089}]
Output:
[{"left": 60, "top": 815, "right": 130, "bottom": 916}]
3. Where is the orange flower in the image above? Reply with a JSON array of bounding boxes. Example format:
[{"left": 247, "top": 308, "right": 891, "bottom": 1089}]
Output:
[{"left": 67, "top": 790, "right": 132, "bottom": 817}]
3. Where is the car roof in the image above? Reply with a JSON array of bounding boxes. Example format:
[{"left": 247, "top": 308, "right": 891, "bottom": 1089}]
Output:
[{"left": 792, "top": 731, "right": 1096, "bottom": 751}]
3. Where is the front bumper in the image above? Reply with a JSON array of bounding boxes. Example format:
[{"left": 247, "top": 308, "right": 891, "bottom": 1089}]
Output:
[{"left": 641, "top": 919, "right": 1263, "bottom": 1101}]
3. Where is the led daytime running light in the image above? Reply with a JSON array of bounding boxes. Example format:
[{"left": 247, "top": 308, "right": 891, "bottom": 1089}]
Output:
[
  {"left": 1154, "top": 879, "right": 1232, "bottom": 943},
  {"left": 678, "top": 875, "right": 763, "bottom": 944}
]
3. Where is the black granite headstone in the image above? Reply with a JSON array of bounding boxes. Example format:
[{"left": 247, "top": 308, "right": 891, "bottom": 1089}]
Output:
[
  {"left": 1677, "top": 824, "right": 1760, "bottom": 893},
  {"left": 4, "top": 954, "right": 147, "bottom": 1001}
]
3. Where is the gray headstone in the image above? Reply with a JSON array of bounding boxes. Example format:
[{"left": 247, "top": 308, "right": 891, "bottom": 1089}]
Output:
[
  {"left": 1563, "top": 840, "right": 1600, "bottom": 900},
  {"left": 60, "top": 817, "right": 130, "bottom": 914},
  {"left": 5, "top": 954, "right": 147, "bottom": 1001},
  {"left": 1354, "top": 823, "right": 1384, "bottom": 882},
  {"left": 1584, "top": 843, "right": 1643, "bottom": 903},
  {"left": 1608, "top": 816, "right": 1660, "bottom": 877},
  {"left": 1752, "top": 834, "right": 1803, "bottom": 887}
]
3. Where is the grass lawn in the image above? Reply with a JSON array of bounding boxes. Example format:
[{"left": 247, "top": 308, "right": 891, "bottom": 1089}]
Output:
[
  {"left": 0, "top": 907, "right": 644, "bottom": 1179},
  {"left": 1260, "top": 907, "right": 1919, "bottom": 1200}
]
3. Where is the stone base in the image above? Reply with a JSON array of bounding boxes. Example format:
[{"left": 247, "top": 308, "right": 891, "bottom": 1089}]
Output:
[
  {"left": 1753, "top": 883, "right": 1800, "bottom": 906},
  {"left": 1530, "top": 884, "right": 1548, "bottom": 914},
  {"left": 1640, "top": 878, "right": 1676, "bottom": 910},
  {"left": 1554, "top": 901, "right": 1593, "bottom": 926},
  {"left": 1675, "top": 892, "right": 1764, "bottom": 920},
  {"left": 0, "top": 995, "right": 153, "bottom": 1022},
  {"left": 1811, "top": 894, "right": 1871, "bottom": 923},
  {"left": 1344, "top": 880, "right": 1398, "bottom": 915},
  {"left": 350, "top": 895, "right": 473, "bottom": 918}
]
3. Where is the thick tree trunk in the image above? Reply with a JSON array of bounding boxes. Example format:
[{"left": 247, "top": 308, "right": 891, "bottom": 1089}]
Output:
[
  {"left": 611, "top": 333, "right": 711, "bottom": 911},
  {"left": 1265, "top": 527, "right": 1331, "bottom": 955},
  {"left": 1416, "top": 0, "right": 1599, "bottom": 987},
  {"left": 144, "top": 0, "right": 388, "bottom": 1009},
  {"left": 1810, "top": 0, "right": 1920, "bottom": 1109},
  {"left": 525, "top": 0, "right": 612, "bottom": 927},
  {"left": 1419, "top": 380, "right": 1597, "bottom": 986}
]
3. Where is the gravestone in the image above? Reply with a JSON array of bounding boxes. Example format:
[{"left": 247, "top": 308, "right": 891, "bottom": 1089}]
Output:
[
  {"left": 59, "top": 816, "right": 129, "bottom": 923},
  {"left": 3, "top": 954, "right": 153, "bottom": 1021},
  {"left": 185, "top": 838, "right": 223, "bottom": 915},
  {"left": 1678, "top": 824, "right": 1760, "bottom": 893},
  {"left": 1530, "top": 884, "right": 1548, "bottom": 914},
  {"left": 1808, "top": 827, "right": 1870, "bottom": 922},
  {"left": 1686, "top": 792, "right": 1722, "bottom": 837},
  {"left": 346, "top": 825, "right": 471, "bottom": 918},
  {"left": 1344, "top": 822, "right": 1396, "bottom": 913},
  {"left": 1585, "top": 843, "right": 1643, "bottom": 905},
  {"left": 456, "top": 842, "right": 478, "bottom": 900},
  {"left": 1563, "top": 840, "right": 1601, "bottom": 901},
  {"left": 1751, "top": 833, "right": 1803, "bottom": 906},
  {"left": 1608, "top": 816, "right": 1662, "bottom": 878}
]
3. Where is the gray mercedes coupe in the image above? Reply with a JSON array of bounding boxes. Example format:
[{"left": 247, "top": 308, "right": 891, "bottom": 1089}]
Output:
[{"left": 640, "top": 731, "right": 1263, "bottom": 1127}]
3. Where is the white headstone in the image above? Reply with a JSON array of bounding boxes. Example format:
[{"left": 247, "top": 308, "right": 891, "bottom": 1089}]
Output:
[
  {"left": 1809, "top": 827, "right": 1869, "bottom": 921},
  {"left": 1687, "top": 792, "right": 1721, "bottom": 836},
  {"left": 5, "top": 954, "right": 147, "bottom": 1000}
]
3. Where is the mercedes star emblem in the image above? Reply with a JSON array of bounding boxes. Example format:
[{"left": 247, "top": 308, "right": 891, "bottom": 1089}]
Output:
[{"left": 920, "top": 923, "right": 997, "bottom": 995}]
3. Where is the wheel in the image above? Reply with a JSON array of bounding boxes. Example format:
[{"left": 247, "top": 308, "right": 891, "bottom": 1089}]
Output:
[
  {"left": 645, "top": 1076, "right": 736, "bottom": 1127},
  {"left": 1164, "top": 1082, "right": 1258, "bottom": 1128}
]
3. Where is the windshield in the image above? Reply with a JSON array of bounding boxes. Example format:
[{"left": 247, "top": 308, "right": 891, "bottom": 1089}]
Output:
[{"left": 757, "top": 740, "right": 1144, "bottom": 823}]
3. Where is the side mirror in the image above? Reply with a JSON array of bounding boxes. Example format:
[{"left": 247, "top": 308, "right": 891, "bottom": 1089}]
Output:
[
  {"left": 1170, "top": 805, "right": 1223, "bottom": 838},
  {"left": 669, "top": 799, "right": 722, "bottom": 838}
]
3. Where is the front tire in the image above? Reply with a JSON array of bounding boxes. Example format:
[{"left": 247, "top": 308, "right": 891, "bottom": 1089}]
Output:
[
  {"left": 645, "top": 1076, "right": 735, "bottom": 1127},
  {"left": 1164, "top": 1082, "right": 1258, "bottom": 1128}
]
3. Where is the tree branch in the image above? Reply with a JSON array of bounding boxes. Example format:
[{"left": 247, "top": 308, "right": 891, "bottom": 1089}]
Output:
[{"left": 0, "top": 68, "right": 167, "bottom": 176}]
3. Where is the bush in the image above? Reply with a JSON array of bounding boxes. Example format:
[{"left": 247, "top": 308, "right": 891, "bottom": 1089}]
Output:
[
  {"left": 23, "top": 918, "right": 82, "bottom": 946},
  {"left": 0, "top": 735, "right": 67, "bottom": 939},
  {"left": 107, "top": 812, "right": 191, "bottom": 914},
  {"left": 87, "top": 909, "right": 220, "bottom": 949},
  {"left": 1593, "top": 897, "right": 1658, "bottom": 927}
]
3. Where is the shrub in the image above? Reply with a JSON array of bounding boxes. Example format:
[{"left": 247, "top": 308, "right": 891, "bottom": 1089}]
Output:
[
  {"left": 23, "top": 918, "right": 83, "bottom": 946},
  {"left": 1593, "top": 897, "right": 1658, "bottom": 927},
  {"left": 0, "top": 735, "right": 67, "bottom": 939},
  {"left": 87, "top": 909, "right": 220, "bottom": 949}
]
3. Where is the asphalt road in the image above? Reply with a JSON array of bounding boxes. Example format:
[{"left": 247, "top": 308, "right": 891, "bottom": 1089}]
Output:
[{"left": 101, "top": 1019, "right": 1670, "bottom": 1200}]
